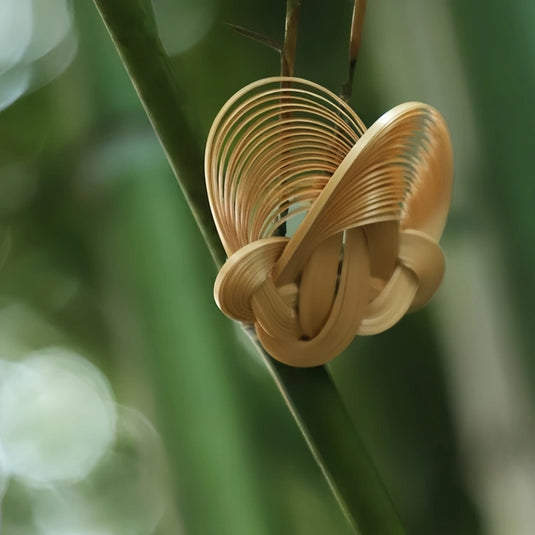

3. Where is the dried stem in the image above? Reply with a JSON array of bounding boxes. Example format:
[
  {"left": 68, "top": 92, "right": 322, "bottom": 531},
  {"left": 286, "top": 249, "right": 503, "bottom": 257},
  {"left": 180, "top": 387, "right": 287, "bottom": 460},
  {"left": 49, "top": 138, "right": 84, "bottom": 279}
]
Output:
[
  {"left": 275, "top": 0, "right": 301, "bottom": 237},
  {"left": 341, "top": 0, "right": 367, "bottom": 103},
  {"left": 281, "top": 0, "right": 300, "bottom": 77}
]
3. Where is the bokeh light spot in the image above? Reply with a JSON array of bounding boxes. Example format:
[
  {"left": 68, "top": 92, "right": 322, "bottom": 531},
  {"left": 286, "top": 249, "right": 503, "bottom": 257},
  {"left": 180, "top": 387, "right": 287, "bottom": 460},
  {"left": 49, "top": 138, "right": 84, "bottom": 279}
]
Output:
[{"left": 0, "top": 348, "right": 117, "bottom": 487}]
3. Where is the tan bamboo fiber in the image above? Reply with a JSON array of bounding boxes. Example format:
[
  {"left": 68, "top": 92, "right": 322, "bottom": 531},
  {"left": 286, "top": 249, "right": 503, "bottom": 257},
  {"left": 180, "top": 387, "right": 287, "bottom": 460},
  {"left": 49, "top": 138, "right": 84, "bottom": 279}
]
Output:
[{"left": 205, "top": 77, "right": 452, "bottom": 367}]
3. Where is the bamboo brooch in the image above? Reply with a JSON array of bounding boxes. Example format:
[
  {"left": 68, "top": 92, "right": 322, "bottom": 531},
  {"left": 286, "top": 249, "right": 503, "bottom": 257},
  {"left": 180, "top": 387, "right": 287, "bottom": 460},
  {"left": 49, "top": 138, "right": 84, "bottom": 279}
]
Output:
[{"left": 205, "top": 77, "right": 452, "bottom": 367}]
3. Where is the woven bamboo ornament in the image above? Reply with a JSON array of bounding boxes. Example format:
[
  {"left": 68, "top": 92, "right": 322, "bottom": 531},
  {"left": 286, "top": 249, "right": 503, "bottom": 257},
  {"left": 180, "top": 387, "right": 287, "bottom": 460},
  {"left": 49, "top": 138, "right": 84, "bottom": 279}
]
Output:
[{"left": 205, "top": 76, "right": 452, "bottom": 367}]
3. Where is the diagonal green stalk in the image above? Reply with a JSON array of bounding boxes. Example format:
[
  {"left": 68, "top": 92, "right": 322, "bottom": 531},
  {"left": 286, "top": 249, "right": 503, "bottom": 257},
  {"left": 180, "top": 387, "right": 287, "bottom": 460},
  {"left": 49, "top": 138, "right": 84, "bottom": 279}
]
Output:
[
  {"left": 244, "top": 328, "right": 406, "bottom": 535},
  {"left": 92, "top": 0, "right": 407, "bottom": 533},
  {"left": 92, "top": 0, "right": 225, "bottom": 267}
]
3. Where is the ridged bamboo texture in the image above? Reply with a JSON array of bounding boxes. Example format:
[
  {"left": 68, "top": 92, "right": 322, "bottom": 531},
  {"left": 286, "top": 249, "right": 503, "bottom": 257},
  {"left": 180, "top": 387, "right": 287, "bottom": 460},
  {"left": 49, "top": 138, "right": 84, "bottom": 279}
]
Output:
[{"left": 205, "top": 77, "right": 452, "bottom": 367}]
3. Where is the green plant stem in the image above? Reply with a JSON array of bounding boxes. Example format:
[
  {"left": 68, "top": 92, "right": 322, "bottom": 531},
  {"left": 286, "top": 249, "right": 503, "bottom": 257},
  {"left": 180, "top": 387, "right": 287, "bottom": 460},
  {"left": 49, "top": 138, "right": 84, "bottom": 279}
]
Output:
[
  {"left": 244, "top": 328, "right": 406, "bottom": 535},
  {"left": 92, "top": 1, "right": 407, "bottom": 533},
  {"left": 93, "top": 0, "right": 225, "bottom": 267}
]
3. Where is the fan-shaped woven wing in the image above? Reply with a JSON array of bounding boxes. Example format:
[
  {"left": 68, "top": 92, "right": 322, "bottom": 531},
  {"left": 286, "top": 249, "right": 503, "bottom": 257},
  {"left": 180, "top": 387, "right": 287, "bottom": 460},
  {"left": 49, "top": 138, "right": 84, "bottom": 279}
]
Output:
[{"left": 205, "top": 76, "right": 452, "bottom": 367}]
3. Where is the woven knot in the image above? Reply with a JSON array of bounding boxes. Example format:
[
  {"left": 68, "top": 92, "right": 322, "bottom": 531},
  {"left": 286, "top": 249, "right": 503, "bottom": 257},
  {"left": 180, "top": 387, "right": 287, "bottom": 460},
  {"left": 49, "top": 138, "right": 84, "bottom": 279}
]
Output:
[{"left": 205, "top": 77, "right": 452, "bottom": 367}]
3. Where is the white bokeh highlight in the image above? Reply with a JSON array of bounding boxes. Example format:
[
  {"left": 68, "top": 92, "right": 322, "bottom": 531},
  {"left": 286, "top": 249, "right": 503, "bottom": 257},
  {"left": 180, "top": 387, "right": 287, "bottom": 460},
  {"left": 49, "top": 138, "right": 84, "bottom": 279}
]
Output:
[
  {"left": 0, "top": 0, "right": 33, "bottom": 71},
  {"left": 31, "top": 407, "right": 166, "bottom": 535},
  {"left": 0, "top": 0, "right": 76, "bottom": 111},
  {"left": 0, "top": 348, "right": 117, "bottom": 487},
  {"left": 23, "top": 0, "right": 72, "bottom": 64},
  {"left": 152, "top": 0, "right": 216, "bottom": 55}
]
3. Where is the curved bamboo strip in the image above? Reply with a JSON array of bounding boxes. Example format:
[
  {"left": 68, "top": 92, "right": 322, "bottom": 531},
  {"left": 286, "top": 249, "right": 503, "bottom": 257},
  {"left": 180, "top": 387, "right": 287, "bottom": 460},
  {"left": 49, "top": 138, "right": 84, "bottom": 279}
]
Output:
[{"left": 205, "top": 76, "right": 452, "bottom": 367}]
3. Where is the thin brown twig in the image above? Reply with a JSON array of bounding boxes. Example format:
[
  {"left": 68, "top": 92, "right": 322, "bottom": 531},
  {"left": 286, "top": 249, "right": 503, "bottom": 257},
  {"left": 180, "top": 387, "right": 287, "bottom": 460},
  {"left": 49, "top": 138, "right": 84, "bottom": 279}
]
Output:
[
  {"left": 275, "top": 0, "right": 301, "bottom": 237},
  {"left": 281, "top": 0, "right": 301, "bottom": 77},
  {"left": 341, "top": 0, "right": 367, "bottom": 103}
]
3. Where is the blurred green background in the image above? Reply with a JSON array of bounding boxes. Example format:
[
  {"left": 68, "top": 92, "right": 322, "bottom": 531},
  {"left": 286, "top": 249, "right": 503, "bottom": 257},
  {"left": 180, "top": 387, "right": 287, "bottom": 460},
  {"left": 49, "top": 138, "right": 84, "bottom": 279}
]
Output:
[{"left": 1, "top": 0, "right": 534, "bottom": 534}]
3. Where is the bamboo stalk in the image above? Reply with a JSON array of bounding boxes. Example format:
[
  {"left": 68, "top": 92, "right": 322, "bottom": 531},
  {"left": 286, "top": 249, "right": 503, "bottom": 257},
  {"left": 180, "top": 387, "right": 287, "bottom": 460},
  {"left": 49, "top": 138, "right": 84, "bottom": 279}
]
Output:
[
  {"left": 246, "top": 327, "right": 407, "bottom": 534},
  {"left": 93, "top": 0, "right": 225, "bottom": 267}
]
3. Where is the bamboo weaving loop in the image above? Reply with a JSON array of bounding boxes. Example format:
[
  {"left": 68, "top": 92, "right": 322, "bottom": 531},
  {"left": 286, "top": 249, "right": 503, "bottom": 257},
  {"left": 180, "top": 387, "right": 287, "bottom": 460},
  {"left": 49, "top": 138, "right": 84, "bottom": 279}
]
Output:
[{"left": 205, "top": 77, "right": 453, "bottom": 367}]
